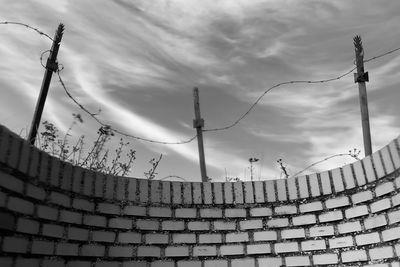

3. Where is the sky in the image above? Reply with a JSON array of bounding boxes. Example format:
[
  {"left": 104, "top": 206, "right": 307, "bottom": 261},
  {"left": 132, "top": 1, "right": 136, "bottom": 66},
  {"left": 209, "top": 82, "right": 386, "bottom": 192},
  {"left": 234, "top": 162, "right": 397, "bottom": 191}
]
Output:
[{"left": 0, "top": 0, "right": 400, "bottom": 182}]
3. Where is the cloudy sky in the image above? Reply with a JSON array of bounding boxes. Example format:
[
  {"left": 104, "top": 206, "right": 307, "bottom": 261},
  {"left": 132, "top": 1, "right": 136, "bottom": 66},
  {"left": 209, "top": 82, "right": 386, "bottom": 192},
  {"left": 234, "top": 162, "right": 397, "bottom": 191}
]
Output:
[{"left": 0, "top": 0, "right": 399, "bottom": 182}]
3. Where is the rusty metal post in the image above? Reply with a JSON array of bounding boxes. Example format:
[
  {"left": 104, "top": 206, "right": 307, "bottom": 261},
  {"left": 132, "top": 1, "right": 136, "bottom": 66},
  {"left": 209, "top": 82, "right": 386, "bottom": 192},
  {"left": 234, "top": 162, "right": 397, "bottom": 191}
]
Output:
[
  {"left": 353, "top": 35, "right": 372, "bottom": 157},
  {"left": 193, "top": 87, "right": 208, "bottom": 182},
  {"left": 28, "top": 23, "right": 64, "bottom": 145}
]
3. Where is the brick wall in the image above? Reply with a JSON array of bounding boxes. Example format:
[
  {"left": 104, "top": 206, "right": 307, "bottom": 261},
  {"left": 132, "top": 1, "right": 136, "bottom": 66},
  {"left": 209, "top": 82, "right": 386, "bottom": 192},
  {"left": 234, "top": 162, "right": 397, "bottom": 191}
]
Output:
[{"left": 0, "top": 123, "right": 399, "bottom": 267}]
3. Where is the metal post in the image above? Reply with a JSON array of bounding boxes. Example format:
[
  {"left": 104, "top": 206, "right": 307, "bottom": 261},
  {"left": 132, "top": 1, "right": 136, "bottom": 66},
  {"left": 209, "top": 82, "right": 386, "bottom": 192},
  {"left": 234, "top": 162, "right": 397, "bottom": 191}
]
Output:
[
  {"left": 28, "top": 23, "right": 64, "bottom": 145},
  {"left": 193, "top": 87, "right": 208, "bottom": 182},
  {"left": 353, "top": 35, "right": 372, "bottom": 157}
]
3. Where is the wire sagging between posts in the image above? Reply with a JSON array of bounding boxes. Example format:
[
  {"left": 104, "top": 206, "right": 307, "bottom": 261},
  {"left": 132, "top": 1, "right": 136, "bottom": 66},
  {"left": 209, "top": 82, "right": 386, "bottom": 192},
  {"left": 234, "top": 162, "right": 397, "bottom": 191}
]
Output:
[
  {"left": 56, "top": 70, "right": 197, "bottom": 145},
  {"left": 203, "top": 67, "right": 357, "bottom": 132}
]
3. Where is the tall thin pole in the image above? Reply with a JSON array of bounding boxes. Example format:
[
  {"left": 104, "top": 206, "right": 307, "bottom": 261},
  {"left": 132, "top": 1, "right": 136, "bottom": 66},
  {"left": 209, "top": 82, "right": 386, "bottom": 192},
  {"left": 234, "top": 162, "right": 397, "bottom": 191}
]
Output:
[
  {"left": 28, "top": 23, "right": 64, "bottom": 145},
  {"left": 353, "top": 35, "right": 372, "bottom": 157},
  {"left": 193, "top": 87, "right": 208, "bottom": 182}
]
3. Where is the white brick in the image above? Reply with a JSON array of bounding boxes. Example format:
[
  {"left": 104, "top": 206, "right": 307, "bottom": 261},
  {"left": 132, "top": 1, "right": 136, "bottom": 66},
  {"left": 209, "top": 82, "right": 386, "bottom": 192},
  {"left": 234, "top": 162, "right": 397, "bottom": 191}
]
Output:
[
  {"left": 233, "top": 182, "right": 244, "bottom": 203},
  {"left": 338, "top": 221, "right": 362, "bottom": 234},
  {"left": 309, "top": 225, "right": 334, "bottom": 237},
  {"left": 239, "top": 219, "right": 262, "bottom": 230},
  {"left": 382, "top": 226, "right": 400, "bottom": 241},
  {"left": 301, "top": 240, "right": 326, "bottom": 251},
  {"left": 388, "top": 209, "right": 400, "bottom": 224},
  {"left": 225, "top": 232, "right": 248, "bottom": 243},
  {"left": 182, "top": 183, "right": 192, "bottom": 204},
  {"left": 243, "top": 182, "right": 254, "bottom": 203},
  {"left": 389, "top": 140, "right": 400, "bottom": 168},
  {"left": 188, "top": 221, "right": 210, "bottom": 231},
  {"left": 319, "top": 210, "right": 343, "bottom": 222},
  {"left": 308, "top": 173, "right": 321, "bottom": 197},
  {"left": 177, "top": 261, "right": 201, "bottom": 267},
  {"left": 297, "top": 176, "right": 309, "bottom": 198},
  {"left": 375, "top": 182, "right": 395, "bottom": 197},
  {"left": 292, "top": 214, "right": 316, "bottom": 226},
  {"left": 274, "top": 242, "right": 298, "bottom": 253},
  {"left": 246, "top": 243, "right": 272, "bottom": 254},
  {"left": 345, "top": 205, "right": 369, "bottom": 219},
  {"left": 265, "top": 180, "right": 276, "bottom": 202},
  {"left": 162, "top": 220, "right": 185, "bottom": 231},
  {"left": 369, "top": 246, "right": 394, "bottom": 260},
  {"left": 250, "top": 207, "right": 272, "bottom": 217},
  {"left": 312, "top": 253, "right": 338, "bottom": 265},
  {"left": 320, "top": 171, "right": 332, "bottom": 195},
  {"left": 198, "top": 234, "right": 221, "bottom": 244},
  {"left": 341, "top": 249, "right": 367, "bottom": 263},
  {"left": 200, "top": 208, "right": 222, "bottom": 218},
  {"left": 364, "top": 215, "right": 387, "bottom": 229},
  {"left": 299, "top": 201, "right": 323, "bottom": 213},
  {"left": 193, "top": 246, "right": 217, "bottom": 257},
  {"left": 274, "top": 205, "right": 297, "bottom": 215},
  {"left": 172, "top": 234, "right": 196, "bottom": 244},
  {"left": 148, "top": 207, "right": 172, "bottom": 217},
  {"left": 331, "top": 168, "right": 345, "bottom": 192},
  {"left": 353, "top": 160, "right": 366, "bottom": 186},
  {"left": 281, "top": 228, "right": 305, "bottom": 239},
  {"left": 287, "top": 177, "right": 298, "bottom": 200},
  {"left": 165, "top": 246, "right": 189, "bottom": 257},
  {"left": 342, "top": 164, "right": 356, "bottom": 189},
  {"left": 161, "top": 181, "right": 171, "bottom": 204},
  {"left": 372, "top": 150, "right": 386, "bottom": 178},
  {"left": 276, "top": 179, "right": 287, "bottom": 201},
  {"left": 329, "top": 236, "right": 354, "bottom": 248},
  {"left": 224, "top": 182, "right": 233, "bottom": 204},
  {"left": 363, "top": 156, "right": 376, "bottom": 183},
  {"left": 352, "top": 190, "right": 373, "bottom": 204},
  {"left": 392, "top": 192, "right": 400, "bottom": 207},
  {"left": 253, "top": 181, "right": 265, "bottom": 203},
  {"left": 355, "top": 232, "right": 380, "bottom": 245},
  {"left": 220, "top": 245, "right": 244, "bottom": 256},
  {"left": 325, "top": 196, "right": 350, "bottom": 209},
  {"left": 213, "top": 183, "right": 224, "bottom": 204},
  {"left": 231, "top": 258, "right": 255, "bottom": 267},
  {"left": 172, "top": 182, "right": 182, "bottom": 204},
  {"left": 213, "top": 221, "right": 236, "bottom": 231},
  {"left": 267, "top": 218, "right": 289, "bottom": 228},
  {"left": 285, "top": 256, "right": 310, "bottom": 267},
  {"left": 253, "top": 231, "right": 277, "bottom": 241},
  {"left": 225, "top": 208, "right": 246, "bottom": 218},
  {"left": 175, "top": 208, "right": 197, "bottom": 218},
  {"left": 204, "top": 260, "right": 228, "bottom": 267},
  {"left": 381, "top": 146, "right": 395, "bottom": 174},
  {"left": 257, "top": 257, "right": 283, "bottom": 267},
  {"left": 203, "top": 182, "right": 212, "bottom": 204}
]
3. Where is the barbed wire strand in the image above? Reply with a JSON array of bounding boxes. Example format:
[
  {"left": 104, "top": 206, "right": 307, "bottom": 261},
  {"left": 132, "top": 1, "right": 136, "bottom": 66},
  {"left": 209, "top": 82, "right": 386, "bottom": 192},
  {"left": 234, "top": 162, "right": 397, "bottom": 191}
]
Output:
[
  {"left": 0, "top": 21, "right": 54, "bottom": 41},
  {"left": 204, "top": 46, "right": 400, "bottom": 133},
  {"left": 56, "top": 70, "right": 197, "bottom": 145},
  {"left": 203, "top": 66, "right": 357, "bottom": 132},
  {"left": 364, "top": 47, "right": 400, "bottom": 63}
]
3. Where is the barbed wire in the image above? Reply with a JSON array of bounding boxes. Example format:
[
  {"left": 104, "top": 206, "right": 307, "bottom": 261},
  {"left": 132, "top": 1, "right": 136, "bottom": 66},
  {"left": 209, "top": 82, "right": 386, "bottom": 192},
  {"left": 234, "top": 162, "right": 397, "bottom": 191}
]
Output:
[
  {"left": 56, "top": 70, "right": 197, "bottom": 145},
  {"left": 364, "top": 47, "right": 400, "bottom": 63},
  {"left": 203, "top": 67, "right": 357, "bottom": 132},
  {"left": 204, "top": 45, "right": 400, "bottom": 133},
  {"left": 0, "top": 21, "right": 54, "bottom": 41},
  {"left": 3, "top": 20, "right": 400, "bottom": 143}
]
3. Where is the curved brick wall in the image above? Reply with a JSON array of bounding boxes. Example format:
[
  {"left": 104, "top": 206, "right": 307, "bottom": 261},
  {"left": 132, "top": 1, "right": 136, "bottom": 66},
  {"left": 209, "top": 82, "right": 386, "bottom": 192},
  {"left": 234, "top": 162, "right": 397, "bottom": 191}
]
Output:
[{"left": 0, "top": 124, "right": 400, "bottom": 267}]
